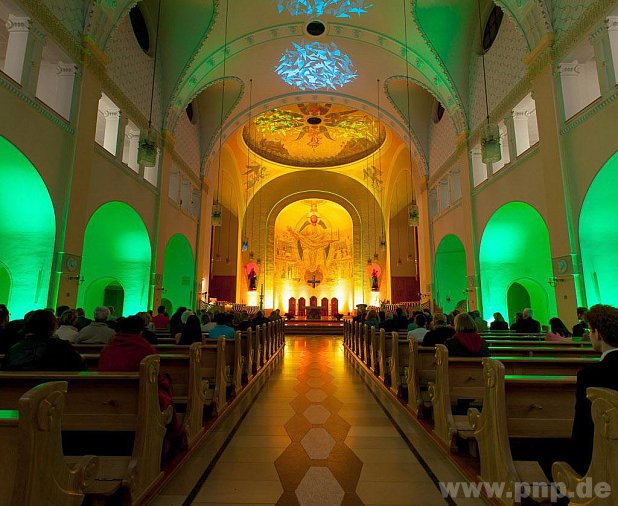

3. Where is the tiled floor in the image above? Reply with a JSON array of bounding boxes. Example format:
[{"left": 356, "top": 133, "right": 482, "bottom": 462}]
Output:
[{"left": 154, "top": 335, "right": 481, "bottom": 505}]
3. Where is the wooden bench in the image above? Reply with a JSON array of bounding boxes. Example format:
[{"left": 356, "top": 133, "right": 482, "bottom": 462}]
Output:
[
  {"left": 0, "top": 381, "right": 97, "bottom": 506},
  {"left": 428, "top": 346, "right": 596, "bottom": 451},
  {"left": 0, "top": 355, "right": 170, "bottom": 505},
  {"left": 552, "top": 387, "right": 618, "bottom": 504},
  {"left": 468, "top": 359, "right": 577, "bottom": 505},
  {"left": 389, "top": 335, "right": 410, "bottom": 397}
]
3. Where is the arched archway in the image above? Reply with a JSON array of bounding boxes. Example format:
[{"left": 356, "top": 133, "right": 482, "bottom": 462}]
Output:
[
  {"left": 0, "top": 136, "right": 56, "bottom": 317},
  {"left": 479, "top": 202, "right": 556, "bottom": 326},
  {"left": 580, "top": 151, "right": 618, "bottom": 306},
  {"left": 77, "top": 202, "right": 151, "bottom": 317},
  {"left": 434, "top": 234, "right": 467, "bottom": 314},
  {"left": 162, "top": 234, "right": 195, "bottom": 313}
]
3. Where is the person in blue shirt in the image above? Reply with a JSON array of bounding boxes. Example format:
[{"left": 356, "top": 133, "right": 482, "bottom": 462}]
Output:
[{"left": 207, "top": 313, "right": 236, "bottom": 340}]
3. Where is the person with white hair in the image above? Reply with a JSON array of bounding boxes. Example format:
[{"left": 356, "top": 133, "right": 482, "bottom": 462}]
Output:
[
  {"left": 75, "top": 306, "right": 116, "bottom": 344},
  {"left": 511, "top": 307, "right": 541, "bottom": 333}
]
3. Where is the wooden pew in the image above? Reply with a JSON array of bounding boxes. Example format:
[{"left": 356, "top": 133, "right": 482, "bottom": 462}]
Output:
[
  {"left": 363, "top": 325, "right": 371, "bottom": 368},
  {"left": 0, "top": 381, "right": 97, "bottom": 506},
  {"left": 407, "top": 341, "right": 436, "bottom": 417},
  {"left": 378, "top": 329, "right": 389, "bottom": 384},
  {"left": 468, "top": 359, "right": 577, "bottom": 505},
  {"left": 369, "top": 326, "right": 379, "bottom": 375},
  {"left": 389, "top": 334, "right": 410, "bottom": 397},
  {"left": 241, "top": 328, "right": 254, "bottom": 383},
  {"left": 429, "top": 345, "right": 484, "bottom": 450},
  {"left": 428, "top": 346, "right": 595, "bottom": 451},
  {"left": 0, "top": 356, "right": 170, "bottom": 505},
  {"left": 552, "top": 387, "right": 618, "bottom": 504}
]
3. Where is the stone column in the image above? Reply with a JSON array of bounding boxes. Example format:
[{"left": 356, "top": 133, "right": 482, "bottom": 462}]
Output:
[
  {"left": 55, "top": 62, "right": 77, "bottom": 119},
  {"left": 590, "top": 17, "right": 618, "bottom": 97}
]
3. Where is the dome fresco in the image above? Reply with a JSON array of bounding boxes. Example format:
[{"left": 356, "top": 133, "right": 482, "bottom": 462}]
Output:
[{"left": 243, "top": 103, "right": 386, "bottom": 168}]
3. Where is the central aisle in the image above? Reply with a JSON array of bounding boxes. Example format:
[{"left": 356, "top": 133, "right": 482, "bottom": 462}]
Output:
[{"left": 181, "top": 335, "right": 468, "bottom": 505}]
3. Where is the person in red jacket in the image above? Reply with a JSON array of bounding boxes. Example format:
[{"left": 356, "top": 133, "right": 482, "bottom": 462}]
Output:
[{"left": 99, "top": 315, "right": 186, "bottom": 461}]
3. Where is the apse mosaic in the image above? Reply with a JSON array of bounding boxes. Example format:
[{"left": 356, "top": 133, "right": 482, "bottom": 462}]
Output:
[
  {"left": 276, "top": 41, "right": 357, "bottom": 91},
  {"left": 243, "top": 103, "right": 386, "bottom": 168},
  {"left": 274, "top": 200, "right": 353, "bottom": 312},
  {"left": 277, "top": 0, "right": 373, "bottom": 18}
]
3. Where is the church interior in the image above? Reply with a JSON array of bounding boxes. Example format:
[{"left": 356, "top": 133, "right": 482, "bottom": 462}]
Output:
[{"left": 1, "top": 0, "right": 618, "bottom": 504}]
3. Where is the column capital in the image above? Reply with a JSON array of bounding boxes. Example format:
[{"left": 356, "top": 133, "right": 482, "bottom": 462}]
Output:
[
  {"left": 5, "top": 15, "right": 30, "bottom": 33},
  {"left": 56, "top": 61, "right": 77, "bottom": 77}
]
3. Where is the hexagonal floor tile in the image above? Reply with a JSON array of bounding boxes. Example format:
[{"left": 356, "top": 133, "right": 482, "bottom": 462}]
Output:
[
  {"left": 305, "top": 389, "right": 328, "bottom": 403},
  {"left": 300, "top": 428, "right": 336, "bottom": 459},
  {"left": 303, "top": 404, "right": 331, "bottom": 424},
  {"left": 295, "top": 467, "right": 344, "bottom": 506}
]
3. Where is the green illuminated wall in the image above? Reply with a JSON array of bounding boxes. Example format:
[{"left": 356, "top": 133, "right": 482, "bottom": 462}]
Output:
[
  {"left": 0, "top": 136, "right": 56, "bottom": 318},
  {"left": 77, "top": 202, "right": 151, "bottom": 317},
  {"left": 434, "top": 234, "right": 467, "bottom": 313},
  {"left": 162, "top": 234, "right": 195, "bottom": 312},
  {"left": 580, "top": 151, "right": 618, "bottom": 306},
  {"left": 479, "top": 202, "right": 556, "bottom": 325}
]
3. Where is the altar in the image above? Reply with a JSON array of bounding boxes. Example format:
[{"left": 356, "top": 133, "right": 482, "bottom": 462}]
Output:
[{"left": 306, "top": 306, "right": 321, "bottom": 320}]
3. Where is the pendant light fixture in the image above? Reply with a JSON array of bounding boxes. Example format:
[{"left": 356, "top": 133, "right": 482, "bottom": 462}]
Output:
[
  {"left": 212, "top": 0, "right": 230, "bottom": 227},
  {"left": 477, "top": 0, "right": 501, "bottom": 164},
  {"left": 138, "top": 0, "right": 161, "bottom": 167},
  {"left": 241, "top": 79, "right": 253, "bottom": 253},
  {"left": 377, "top": 79, "right": 386, "bottom": 252}
]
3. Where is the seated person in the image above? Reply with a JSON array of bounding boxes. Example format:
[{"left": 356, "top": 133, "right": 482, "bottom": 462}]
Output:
[
  {"left": 422, "top": 313, "right": 455, "bottom": 346},
  {"left": 98, "top": 315, "right": 186, "bottom": 460},
  {"left": 137, "top": 312, "right": 158, "bottom": 344},
  {"left": 444, "top": 313, "right": 489, "bottom": 357},
  {"left": 511, "top": 308, "right": 541, "bottom": 333},
  {"left": 2, "top": 309, "right": 86, "bottom": 371},
  {"left": 0, "top": 304, "right": 18, "bottom": 353},
  {"left": 364, "top": 310, "right": 380, "bottom": 329},
  {"left": 570, "top": 304, "right": 618, "bottom": 475},
  {"left": 572, "top": 307, "right": 588, "bottom": 338},
  {"left": 408, "top": 313, "right": 428, "bottom": 342},
  {"left": 74, "top": 307, "right": 91, "bottom": 330},
  {"left": 200, "top": 312, "right": 217, "bottom": 333},
  {"left": 251, "top": 311, "right": 269, "bottom": 328},
  {"left": 392, "top": 307, "right": 409, "bottom": 330},
  {"left": 235, "top": 311, "right": 252, "bottom": 331},
  {"left": 207, "top": 313, "right": 236, "bottom": 340},
  {"left": 151, "top": 305, "right": 170, "bottom": 330},
  {"left": 489, "top": 312, "right": 509, "bottom": 331},
  {"left": 510, "top": 312, "right": 523, "bottom": 331},
  {"left": 56, "top": 309, "right": 79, "bottom": 343},
  {"left": 75, "top": 306, "right": 116, "bottom": 344},
  {"left": 178, "top": 314, "right": 203, "bottom": 344},
  {"left": 169, "top": 306, "right": 188, "bottom": 337},
  {"left": 546, "top": 317, "right": 572, "bottom": 342}
]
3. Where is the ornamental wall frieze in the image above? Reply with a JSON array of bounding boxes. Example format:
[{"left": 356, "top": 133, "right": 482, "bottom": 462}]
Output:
[{"left": 0, "top": 72, "right": 74, "bottom": 134}]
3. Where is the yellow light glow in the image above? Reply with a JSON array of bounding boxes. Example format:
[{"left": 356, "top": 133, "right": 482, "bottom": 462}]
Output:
[{"left": 247, "top": 291, "right": 258, "bottom": 306}]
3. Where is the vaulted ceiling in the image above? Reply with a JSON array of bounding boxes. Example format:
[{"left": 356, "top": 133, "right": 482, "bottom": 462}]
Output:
[{"left": 85, "top": 0, "right": 551, "bottom": 208}]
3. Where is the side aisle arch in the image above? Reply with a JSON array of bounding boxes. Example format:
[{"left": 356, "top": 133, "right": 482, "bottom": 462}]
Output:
[
  {"left": 479, "top": 202, "right": 556, "bottom": 326},
  {"left": 77, "top": 202, "right": 152, "bottom": 317},
  {"left": 579, "top": 151, "right": 618, "bottom": 306},
  {"left": 0, "top": 136, "right": 56, "bottom": 318}
]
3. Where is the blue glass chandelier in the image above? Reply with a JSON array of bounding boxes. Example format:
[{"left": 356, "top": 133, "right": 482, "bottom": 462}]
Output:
[
  {"left": 276, "top": 41, "right": 357, "bottom": 91},
  {"left": 277, "top": 0, "right": 373, "bottom": 18}
]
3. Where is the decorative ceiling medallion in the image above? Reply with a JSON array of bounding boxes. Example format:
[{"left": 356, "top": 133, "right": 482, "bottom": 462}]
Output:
[
  {"left": 243, "top": 103, "right": 386, "bottom": 168},
  {"left": 276, "top": 41, "right": 357, "bottom": 91},
  {"left": 277, "top": 0, "right": 373, "bottom": 18}
]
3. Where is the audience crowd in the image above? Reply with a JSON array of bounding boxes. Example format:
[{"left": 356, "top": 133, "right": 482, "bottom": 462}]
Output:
[{"left": 0, "top": 298, "right": 614, "bottom": 479}]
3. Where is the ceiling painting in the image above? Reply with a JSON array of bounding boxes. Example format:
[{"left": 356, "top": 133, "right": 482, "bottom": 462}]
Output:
[{"left": 243, "top": 103, "right": 386, "bottom": 168}]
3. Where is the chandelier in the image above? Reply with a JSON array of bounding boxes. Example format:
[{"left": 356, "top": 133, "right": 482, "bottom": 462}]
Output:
[{"left": 276, "top": 41, "right": 357, "bottom": 91}]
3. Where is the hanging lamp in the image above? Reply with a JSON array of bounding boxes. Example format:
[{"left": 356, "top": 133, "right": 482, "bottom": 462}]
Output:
[
  {"left": 241, "top": 79, "right": 253, "bottom": 252},
  {"left": 477, "top": 0, "right": 501, "bottom": 164},
  {"left": 212, "top": 0, "right": 230, "bottom": 227},
  {"left": 138, "top": 0, "right": 161, "bottom": 167}
]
